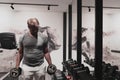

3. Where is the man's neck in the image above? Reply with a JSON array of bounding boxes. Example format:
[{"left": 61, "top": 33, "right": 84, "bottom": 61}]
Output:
[{"left": 29, "top": 32, "right": 37, "bottom": 39}]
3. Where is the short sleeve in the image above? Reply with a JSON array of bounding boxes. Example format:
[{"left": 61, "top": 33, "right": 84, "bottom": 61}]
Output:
[{"left": 18, "top": 35, "right": 24, "bottom": 49}]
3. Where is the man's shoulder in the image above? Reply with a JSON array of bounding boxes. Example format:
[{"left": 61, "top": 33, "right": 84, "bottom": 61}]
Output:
[{"left": 19, "top": 33, "right": 28, "bottom": 42}]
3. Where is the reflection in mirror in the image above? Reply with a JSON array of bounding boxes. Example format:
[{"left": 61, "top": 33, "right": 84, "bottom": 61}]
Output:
[
  {"left": 72, "top": 0, "right": 95, "bottom": 71},
  {"left": 102, "top": 1, "right": 120, "bottom": 71},
  {"left": 72, "top": 0, "right": 120, "bottom": 80}
]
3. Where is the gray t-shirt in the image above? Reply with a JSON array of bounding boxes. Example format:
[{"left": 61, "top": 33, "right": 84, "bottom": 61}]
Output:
[{"left": 19, "top": 31, "right": 48, "bottom": 67}]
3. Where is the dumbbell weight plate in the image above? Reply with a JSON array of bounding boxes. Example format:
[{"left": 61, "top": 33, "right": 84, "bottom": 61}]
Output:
[
  {"left": 84, "top": 67, "right": 90, "bottom": 74},
  {"left": 47, "top": 64, "right": 57, "bottom": 75},
  {"left": 10, "top": 68, "right": 20, "bottom": 78},
  {"left": 10, "top": 67, "right": 22, "bottom": 78},
  {"left": 108, "top": 65, "right": 118, "bottom": 76},
  {"left": 76, "top": 67, "right": 90, "bottom": 74}
]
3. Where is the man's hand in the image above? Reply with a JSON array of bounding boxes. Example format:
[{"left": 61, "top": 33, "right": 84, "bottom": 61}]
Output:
[{"left": 47, "top": 64, "right": 57, "bottom": 75}]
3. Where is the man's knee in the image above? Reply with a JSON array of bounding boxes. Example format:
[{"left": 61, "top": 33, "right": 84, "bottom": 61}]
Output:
[{"left": 39, "top": 75, "right": 45, "bottom": 80}]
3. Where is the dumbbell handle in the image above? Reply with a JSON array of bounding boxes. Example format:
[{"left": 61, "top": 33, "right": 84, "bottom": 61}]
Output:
[
  {"left": 47, "top": 64, "right": 57, "bottom": 75},
  {"left": 10, "top": 67, "right": 22, "bottom": 78},
  {"left": 76, "top": 67, "right": 90, "bottom": 74},
  {"left": 73, "top": 67, "right": 82, "bottom": 70},
  {"left": 69, "top": 64, "right": 79, "bottom": 67}
]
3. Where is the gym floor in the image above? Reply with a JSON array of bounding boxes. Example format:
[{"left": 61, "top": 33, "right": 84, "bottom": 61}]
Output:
[{"left": 1, "top": 72, "right": 52, "bottom": 80}]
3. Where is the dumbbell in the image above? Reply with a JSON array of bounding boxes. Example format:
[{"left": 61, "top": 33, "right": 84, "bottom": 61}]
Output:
[
  {"left": 102, "top": 62, "right": 107, "bottom": 72},
  {"left": 62, "top": 59, "right": 74, "bottom": 67},
  {"left": 84, "top": 58, "right": 95, "bottom": 67},
  {"left": 67, "top": 60, "right": 78, "bottom": 67},
  {"left": 53, "top": 70, "right": 67, "bottom": 80},
  {"left": 69, "top": 63, "right": 80, "bottom": 71},
  {"left": 67, "top": 61, "right": 79, "bottom": 73},
  {"left": 71, "top": 64, "right": 85, "bottom": 78},
  {"left": 47, "top": 64, "right": 57, "bottom": 75},
  {"left": 62, "top": 60, "right": 75, "bottom": 71},
  {"left": 115, "top": 71, "right": 120, "bottom": 80},
  {"left": 68, "top": 60, "right": 78, "bottom": 68},
  {"left": 75, "top": 67, "right": 92, "bottom": 80},
  {"left": 107, "top": 65, "right": 118, "bottom": 76},
  {"left": 10, "top": 67, "right": 22, "bottom": 78},
  {"left": 102, "top": 63, "right": 112, "bottom": 78},
  {"left": 103, "top": 63, "right": 119, "bottom": 80},
  {"left": 66, "top": 60, "right": 75, "bottom": 67},
  {"left": 77, "top": 66, "right": 90, "bottom": 74},
  {"left": 65, "top": 59, "right": 73, "bottom": 65},
  {"left": 89, "top": 59, "right": 95, "bottom": 67},
  {"left": 70, "top": 64, "right": 84, "bottom": 74},
  {"left": 104, "top": 63, "right": 112, "bottom": 75}
]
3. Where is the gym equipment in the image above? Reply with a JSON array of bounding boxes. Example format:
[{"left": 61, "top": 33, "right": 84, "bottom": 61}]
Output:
[
  {"left": 69, "top": 63, "right": 85, "bottom": 75},
  {"left": 78, "top": 66, "right": 90, "bottom": 74},
  {"left": 100, "top": 62, "right": 120, "bottom": 80},
  {"left": 76, "top": 71, "right": 94, "bottom": 80},
  {"left": 108, "top": 65, "right": 118, "bottom": 76},
  {"left": 102, "top": 62, "right": 108, "bottom": 73},
  {"left": 0, "top": 32, "right": 17, "bottom": 49},
  {"left": 84, "top": 58, "right": 95, "bottom": 67},
  {"left": 53, "top": 70, "right": 67, "bottom": 80},
  {"left": 47, "top": 64, "right": 57, "bottom": 75},
  {"left": 10, "top": 67, "right": 22, "bottom": 78},
  {"left": 62, "top": 59, "right": 94, "bottom": 80},
  {"left": 72, "top": 66, "right": 94, "bottom": 80}
]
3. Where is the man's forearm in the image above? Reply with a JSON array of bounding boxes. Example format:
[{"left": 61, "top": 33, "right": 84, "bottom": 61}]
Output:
[
  {"left": 16, "top": 53, "right": 23, "bottom": 68},
  {"left": 16, "top": 53, "right": 20, "bottom": 68},
  {"left": 44, "top": 53, "right": 52, "bottom": 65},
  {"left": 16, "top": 48, "right": 23, "bottom": 68}
]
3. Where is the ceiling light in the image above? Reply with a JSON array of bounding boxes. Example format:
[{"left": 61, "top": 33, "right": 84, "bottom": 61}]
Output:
[
  {"left": 10, "top": 3, "right": 14, "bottom": 10},
  {"left": 48, "top": 5, "right": 50, "bottom": 10},
  {"left": 88, "top": 6, "right": 91, "bottom": 12}
]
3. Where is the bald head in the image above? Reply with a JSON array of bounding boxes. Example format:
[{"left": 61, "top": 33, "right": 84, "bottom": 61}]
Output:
[
  {"left": 27, "top": 18, "right": 39, "bottom": 26},
  {"left": 27, "top": 18, "right": 40, "bottom": 36}
]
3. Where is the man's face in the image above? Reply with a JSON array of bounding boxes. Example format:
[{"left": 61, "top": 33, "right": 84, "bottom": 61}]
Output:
[{"left": 28, "top": 19, "right": 39, "bottom": 35}]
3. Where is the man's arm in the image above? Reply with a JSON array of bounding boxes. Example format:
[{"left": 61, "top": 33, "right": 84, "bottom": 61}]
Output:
[
  {"left": 16, "top": 47, "right": 23, "bottom": 68},
  {"left": 44, "top": 48, "right": 52, "bottom": 65}
]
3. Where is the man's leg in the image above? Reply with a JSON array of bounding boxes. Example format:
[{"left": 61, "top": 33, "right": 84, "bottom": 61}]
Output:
[
  {"left": 21, "top": 64, "right": 34, "bottom": 80},
  {"left": 34, "top": 63, "right": 46, "bottom": 80},
  {"left": 23, "top": 71, "right": 34, "bottom": 80}
]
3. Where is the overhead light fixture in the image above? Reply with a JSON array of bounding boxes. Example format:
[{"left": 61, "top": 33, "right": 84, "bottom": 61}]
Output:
[
  {"left": 48, "top": 5, "right": 50, "bottom": 10},
  {"left": 0, "top": 2, "right": 59, "bottom": 10},
  {"left": 88, "top": 6, "right": 91, "bottom": 12},
  {"left": 10, "top": 3, "right": 14, "bottom": 10}
]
